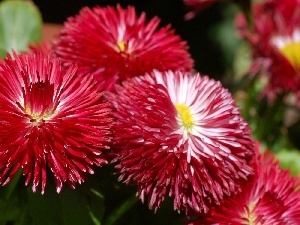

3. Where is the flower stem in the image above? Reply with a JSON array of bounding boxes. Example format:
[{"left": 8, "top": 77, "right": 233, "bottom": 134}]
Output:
[{"left": 103, "top": 195, "right": 138, "bottom": 225}]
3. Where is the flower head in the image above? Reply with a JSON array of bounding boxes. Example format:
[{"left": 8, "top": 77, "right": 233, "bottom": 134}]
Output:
[
  {"left": 108, "top": 70, "right": 254, "bottom": 214},
  {"left": 0, "top": 49, "right": 112, "bottom": 193},
  {"left": 53, "top": 5, "right": 194, "bottom": 91},
  {"left": 188, "top": 144, "right": 300, "bottom": 224},
  {"left": 237, "top": 0, "right": 300, "bottom": 96}
]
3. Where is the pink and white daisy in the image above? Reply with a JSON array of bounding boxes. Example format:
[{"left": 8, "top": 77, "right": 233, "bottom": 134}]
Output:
[
  {"left": 188, "top": 144, "right": 300, "bottom": 225},
  {"left": 108, "top": 70, "right": 254, "bottom": 214},
  {"left": 0, "top": 49, "right": 112, "bottom": 193},
  {"left": 53, "top": 5, "right": 194, "bottom": 91},
  {"left": 236, "top": 0, "right": 300, "bottom": 97}
]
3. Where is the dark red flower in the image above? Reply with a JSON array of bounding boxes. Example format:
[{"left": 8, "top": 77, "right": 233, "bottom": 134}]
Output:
[
  {"left": 0, "top": 49, "right": 112, "bottom": 193},
  {"left": 236, "top": 0, "right": 300, "bottom": 97},
  {"left": 188, "top": 144, "right": 300, "bottom": 225},
  {"left": 53, "top": 5, "right": 194, "bottom": 91},
  {"left": 108, "top": 70, "right": 254, "bottom": 214}
]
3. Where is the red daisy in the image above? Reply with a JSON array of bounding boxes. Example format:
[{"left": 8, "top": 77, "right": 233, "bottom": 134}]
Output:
[
  {"left": 108, "top": 70, "right": 254, "bottom": 214},
  {"left": 188, "top": 144, "right": 300, "bottom": 225},
  {"left": 236, "top": 0, "right": 300, "bottom": 96},
  {"left": 53, "top": 5, "right": 194, "bottom": 91},
  {"left": 0, "top": 49, "right": 112, "bottom": 193}
]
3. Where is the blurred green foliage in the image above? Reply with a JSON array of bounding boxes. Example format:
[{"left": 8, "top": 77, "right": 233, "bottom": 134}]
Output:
[{"left": 0, "top": 0, "right": 42, "bottom": 58}]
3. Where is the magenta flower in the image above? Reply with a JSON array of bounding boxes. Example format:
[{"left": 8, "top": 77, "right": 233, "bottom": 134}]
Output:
[
  {"left": 236, "top": 0, "right": 300, "bottom": 97},
  {"left": 0, "top": 49, "right": 112, "bottom": 193},
  {"left": 108, "top": 70, "right": 254, "bottom": 214},
  {"left": 53, "top": 5, "right": 194, "bottom": 91},
  {"left": 188, "top": 144, "right": 300, "bottom": 224}
]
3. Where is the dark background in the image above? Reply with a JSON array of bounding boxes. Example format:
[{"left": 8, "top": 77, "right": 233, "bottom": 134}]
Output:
[{"left": 32, "top": 0, "right": 230, "bottom": 81}]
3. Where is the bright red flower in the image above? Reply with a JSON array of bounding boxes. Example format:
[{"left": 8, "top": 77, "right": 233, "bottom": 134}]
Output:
[
  {"left": 187, "top": 145, "right": 300, "bottom": 225},
  {"left": 53, "top": 5, "right": 194, "bottom": 91},
  {"left": 108, "top": 70, "right": 254, "bottom": 214},
  {"left": 236, "top": 0, "right": 300, "bottom": 97},
  {"left": 0, "top": 49, "right": 112, "bottom": 193}
]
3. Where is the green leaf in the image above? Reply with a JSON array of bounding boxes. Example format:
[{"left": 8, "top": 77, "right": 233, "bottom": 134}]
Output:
[
  {"left": 59, "top": 189, "right": 98, "bottom": 225},
  {"left": 103, "top": 195, "right": 138, "bottom": 225},
  {"left": 276, "top": 149, "right": 300, "bottom": 177},
  {"left": 27, "top": 184, "right": 105, "bottom": 225},
  {"left": 87, "top": 188, "right": 105, "bottom": 225},
  {"left": 0, "top": 0, "right": 42, "bottom": 58},
  {"left": 27, "top": 188, "right": 64, "bottom": 225}
]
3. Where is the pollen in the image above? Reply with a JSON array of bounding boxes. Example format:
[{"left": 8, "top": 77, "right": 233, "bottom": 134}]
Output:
[
  {"left": 280, "top": 42, "right": 300, "bottom": 70},
  {"left": 247, "top": 202, "right": 256, "bottom": 225},
  {"left": 117, "top": 41, "right": 126, "bottom": 52},
  {"left": 175, "top": 103, "right": 194, "bottom": 130},
  {"left": 24, "top": 81, "right": 55, "bottom": 123}
]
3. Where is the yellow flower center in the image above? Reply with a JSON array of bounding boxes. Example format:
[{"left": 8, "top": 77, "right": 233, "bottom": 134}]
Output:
[
  {"left": 280, "top": 42, "right": 300, "bottom": 69},
  {"left": 24, "top": 81, "right": 55, "bottom": 123},
  {"left": 25, "top": 105, "right": 52, "bottom": 121},
  {"left": 240, "top": 202, "right": 257, "bottom": 225},
  {"left": 248, "top": 202, "right": 256, "bottom": 225},
  {"left": 117, "top": 41, "right": 126, "bottom": 52},
  {"left": 175, "top": 103, "right": 194, "bottom": 130}
]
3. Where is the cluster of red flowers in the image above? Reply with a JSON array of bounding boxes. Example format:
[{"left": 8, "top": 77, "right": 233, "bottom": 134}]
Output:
[
  {"left": 107, "top": 70, "right": 254, "bottom": 214},
  {"left": 187, "top": 143, "right": 300, "bottom": 224},
  {"left": 236, "top": 0, "right": 300, "bottom": 99},
  {"left": 54, "top": 5, "right": 194, "bottom": 91},
  {"left": 0, "top": 2, "right": 299, "bottom": 224}
]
